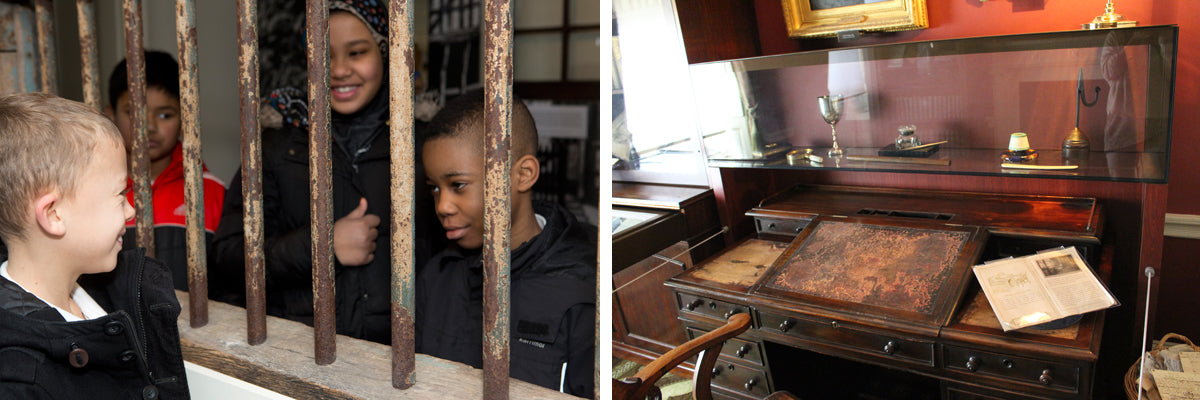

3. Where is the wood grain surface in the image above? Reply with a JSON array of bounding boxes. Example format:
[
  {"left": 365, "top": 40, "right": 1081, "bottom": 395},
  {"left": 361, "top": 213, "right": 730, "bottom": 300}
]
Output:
[{"left": 175, "top": 291, "right": 575, "bottom": 399}]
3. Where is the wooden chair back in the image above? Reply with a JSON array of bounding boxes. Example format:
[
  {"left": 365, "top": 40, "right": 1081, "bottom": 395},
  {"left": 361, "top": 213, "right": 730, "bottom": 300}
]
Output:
[{"left": 612, "top": 313, "right": 752, "bottom": 400}]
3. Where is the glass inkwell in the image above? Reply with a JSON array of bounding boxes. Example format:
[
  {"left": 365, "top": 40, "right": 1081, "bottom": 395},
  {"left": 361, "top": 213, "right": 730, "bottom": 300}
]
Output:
[
  {"left": 1001, "top": 132, "right": 1039, "bottom": 163},
  {"left": 895, "top": 125, "right": 921, "bottom": 149}
]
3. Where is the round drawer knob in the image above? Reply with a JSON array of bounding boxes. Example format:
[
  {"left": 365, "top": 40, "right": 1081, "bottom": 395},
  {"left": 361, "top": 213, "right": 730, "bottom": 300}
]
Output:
[
  {"left": 1002, "top": 359, "right": 1014, "bottom": 369},
  {"left": 724, "top": 309, "right": 740, "bottom": 319},
  {"left": 736, "top": 344, "right": 752, "bottom": 358},
  {"left": 778, "top": 319, "right": 794, "bottom": 333},
  {"left": 744, "top": 377, "right": 758, "bottom": 392},
  {"left": 711, "top": 367, "right": 721, "bottom": 378},
  {"left": 684, "top": 299, "right": 703, "bottom": 311},
  {"left": 1040, "top": 369, "right": 1053, "bottom": 385},
  {"left": 768, "top": 223, "right": 777, "bottom": 230},
  {"left": 966, "top": 356, "right": 980, "bottom": 372},
  {"left": 830, "top": 320, "right": 839, "bottom": 329},
  {"left": 709, "top": 302, "right": 718, "bottom": 310},
  {"left": 882, "top": 341, "right": 897, "bottom": 355}
]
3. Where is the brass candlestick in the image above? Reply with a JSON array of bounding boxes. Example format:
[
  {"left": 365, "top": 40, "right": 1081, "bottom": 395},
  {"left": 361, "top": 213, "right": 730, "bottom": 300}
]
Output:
[{"left": 1082, "top": 0, "right": 1137, "bottom": 30}]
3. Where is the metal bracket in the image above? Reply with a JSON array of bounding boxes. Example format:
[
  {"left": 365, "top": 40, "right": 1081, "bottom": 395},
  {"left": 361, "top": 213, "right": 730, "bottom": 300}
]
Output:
[{"left": 836, "top": 30, "right": 861, "bottom": 42}]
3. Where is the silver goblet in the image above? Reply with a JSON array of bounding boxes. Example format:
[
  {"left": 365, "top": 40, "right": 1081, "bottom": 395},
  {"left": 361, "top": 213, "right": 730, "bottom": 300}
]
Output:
[{"left": 818, "top": 94, "right": 844, "bottom": 158}]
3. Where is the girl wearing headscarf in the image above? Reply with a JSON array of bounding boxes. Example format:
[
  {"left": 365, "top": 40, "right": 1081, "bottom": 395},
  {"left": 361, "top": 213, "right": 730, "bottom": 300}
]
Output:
[{"left": 212, "top": 0, "right": 440, "bottom": 344}]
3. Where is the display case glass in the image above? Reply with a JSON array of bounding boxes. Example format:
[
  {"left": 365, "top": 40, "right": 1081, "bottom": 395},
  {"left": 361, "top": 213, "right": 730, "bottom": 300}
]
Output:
[{"left": 688, "top": 26, "right": 1177, "bottom": 183}]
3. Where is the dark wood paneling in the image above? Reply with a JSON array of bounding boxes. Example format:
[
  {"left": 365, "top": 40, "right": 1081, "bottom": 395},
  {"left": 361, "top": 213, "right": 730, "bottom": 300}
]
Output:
[
  {"left": 513, "top": 81, "right": 599, "bottom": 102},
  {"left": 613, "top": 242, "right": 692, "bottom": 356},
  {"left": 1159, "top": 237, "right": 1200, "bottom": 339},
  {"left": 674, "top": 0, "right": 761, "bottom": 64}
]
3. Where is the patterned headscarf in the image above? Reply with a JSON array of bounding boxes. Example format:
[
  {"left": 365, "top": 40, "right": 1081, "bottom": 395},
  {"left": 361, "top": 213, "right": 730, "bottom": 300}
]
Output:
[
  {"left": 262, "top": 0, "right": 390, "bottom": 129},
  {"left": 330, "top": 0, "right": 388, "bottom": 53}
]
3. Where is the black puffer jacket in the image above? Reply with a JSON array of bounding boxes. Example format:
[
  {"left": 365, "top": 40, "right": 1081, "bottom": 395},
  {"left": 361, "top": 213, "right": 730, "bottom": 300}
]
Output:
[
  {"left": 0, "top": 248, "right": 189, "bottom": 399},
  {"left": 211, "top": 93, "right": 439, "bottom": 344},
  {"left": 415, "top": 201, "right": 596, "bottom": 397}
]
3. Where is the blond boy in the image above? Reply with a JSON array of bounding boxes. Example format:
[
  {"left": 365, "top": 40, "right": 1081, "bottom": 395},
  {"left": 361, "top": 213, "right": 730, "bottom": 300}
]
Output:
[{"left": 0, "top": 93, "right": 188, "bottom": 399}]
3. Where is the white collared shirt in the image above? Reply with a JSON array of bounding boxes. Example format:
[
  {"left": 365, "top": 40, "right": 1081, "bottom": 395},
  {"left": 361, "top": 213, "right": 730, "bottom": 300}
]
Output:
[{"left": 0, "top": 261, "right": 108, "bottom": 321}]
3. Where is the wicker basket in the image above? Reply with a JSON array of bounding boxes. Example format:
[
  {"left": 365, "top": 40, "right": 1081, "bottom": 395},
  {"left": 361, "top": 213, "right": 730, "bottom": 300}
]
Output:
[{"left": 1125, "top": 333, "right": 1199, "bottom": 400}]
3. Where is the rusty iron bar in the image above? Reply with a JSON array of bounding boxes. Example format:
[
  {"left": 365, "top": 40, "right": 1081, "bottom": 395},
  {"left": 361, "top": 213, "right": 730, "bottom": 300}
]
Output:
[
  {"left": 122, "top": 0, "right": 154, "bottom": 257},
  {"left": 236, "top": 0, "right": 267, "bottom": 346},
  {"left": 33, "top": 0, "right": 56, "bottom": 94},
  {"left": 306, "top": 0, "right": 336, "bottom": 366},
  {"left": 482, "top": 0, "right": 513, "bottom": 397},
  {"left": 76, "top": 0, "right": 100, "bottom": 109},
  {"left": 175, "top": 0, "right": 207, "bottom": 328},
  {"left": 388, "top": 0, "right": 417, "bottom": 389}
]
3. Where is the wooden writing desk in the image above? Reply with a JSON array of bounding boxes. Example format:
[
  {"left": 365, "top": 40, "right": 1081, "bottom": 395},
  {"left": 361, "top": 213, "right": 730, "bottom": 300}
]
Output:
[{"left": 666, "top": 185, "right": 1108, "bottom": 399}]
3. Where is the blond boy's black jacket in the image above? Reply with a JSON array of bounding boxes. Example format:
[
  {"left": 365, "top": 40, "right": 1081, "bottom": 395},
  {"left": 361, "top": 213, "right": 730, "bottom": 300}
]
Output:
[
  {"left": 0, "top": 248, "right": 190, "bottom": 399},
  {"left": 415, "top": 201, "right": 597, "bottom": 397}
]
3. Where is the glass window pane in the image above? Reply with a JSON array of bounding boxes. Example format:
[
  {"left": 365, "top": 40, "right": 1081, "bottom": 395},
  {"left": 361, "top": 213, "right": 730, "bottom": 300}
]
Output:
[
  {"left": 515, "top": 33, "right": 562, "bottom": 82},
  {"left": 514, "top": 0, "right": 563, "bottom": 30},
  {"left": 568, "top": 31, "right": 600, "bottom": 80},
  {"left": 570, "top": 0, "right": 600, "bottom": 25}
]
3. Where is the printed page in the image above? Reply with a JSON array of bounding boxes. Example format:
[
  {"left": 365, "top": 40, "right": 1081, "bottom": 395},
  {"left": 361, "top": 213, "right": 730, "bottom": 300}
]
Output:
[
  {"left": 973, "top": 258, "right": 1059, "bottom": 330},
  {"left": 1151, "top": 370, "right": 1200, "bottom": 400},
  {"left": 1031, "top": 247, "right": 1118, "bottom": 315},
  {"left": 1182, "top": 352, "right": 1200, "bottom": 374},
  {"left": 973, "top": 247, "right": 1116, "bottom": 331}
]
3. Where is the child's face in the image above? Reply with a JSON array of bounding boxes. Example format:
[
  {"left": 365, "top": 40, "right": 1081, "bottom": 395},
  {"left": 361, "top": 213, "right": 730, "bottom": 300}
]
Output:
[
  {"left": 57, "top": 138, "right": 135, "bottom": 273},
  {"left": 113, "top": 87, "right": 181, "bottom": 164},
  {"left": 329, "top": 12, "right": 383, "bottom": 115},
  {"left": 423, "top": 136, "right": 487, "bottom": 250}
]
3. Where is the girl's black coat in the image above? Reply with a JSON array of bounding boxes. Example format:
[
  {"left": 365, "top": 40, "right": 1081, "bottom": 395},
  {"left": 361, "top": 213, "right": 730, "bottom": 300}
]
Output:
[
  {"left": 0, "top": 248, "right": 190, "bottom": 399},
  {"left": 211, "top": 122, "right": 439, "bottom": 344}
]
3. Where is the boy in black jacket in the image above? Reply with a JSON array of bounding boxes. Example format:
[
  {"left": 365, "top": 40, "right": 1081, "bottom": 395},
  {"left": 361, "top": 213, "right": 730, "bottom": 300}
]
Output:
[
  {"left": 0, "top": 93, "right": 189, "bottom": 399},
  {"left": 416, "top": 90, "right": 596, "bottom": 397}
]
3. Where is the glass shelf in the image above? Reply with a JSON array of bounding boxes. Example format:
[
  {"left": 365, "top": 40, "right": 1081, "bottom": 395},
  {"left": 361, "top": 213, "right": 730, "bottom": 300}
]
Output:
[
  {"left": 688, "top": 26, "right": 1178, "bottom": 183},
  {"left": 707, "top": 147, "right": 1166, "bottom": 183}
]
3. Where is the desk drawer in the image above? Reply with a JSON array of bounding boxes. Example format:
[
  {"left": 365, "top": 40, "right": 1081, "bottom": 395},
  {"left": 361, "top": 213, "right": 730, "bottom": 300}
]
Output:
[
  {"left": 686, "top": 327, "right": 764, "bottom": 366},
  {"left": 758, "top": 311, "right": 935, "bottom": 367},
  {"left": 754, "top": 216, "right": 809, "bottom": 238},
  {"left": 942, "top": 345, "right": 1080, "bottom": 393},
  {"left": 678, "top": 293, "right": 754, "bottom": 324},
  {"left": 710, "top": 360, "right": 771, "bottom": 399}
]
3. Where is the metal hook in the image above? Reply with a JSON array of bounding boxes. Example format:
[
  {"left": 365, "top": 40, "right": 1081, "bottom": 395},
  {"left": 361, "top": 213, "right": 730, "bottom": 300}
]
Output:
[{"left": 1075, "top": 68, "right": 1101, "bottom": 127}]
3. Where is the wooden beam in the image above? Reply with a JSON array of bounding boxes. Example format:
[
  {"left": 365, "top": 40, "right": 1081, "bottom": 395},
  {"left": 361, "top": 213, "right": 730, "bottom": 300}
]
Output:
[{"left": 176, "top": 292, "right": 576, "bottom": 399}]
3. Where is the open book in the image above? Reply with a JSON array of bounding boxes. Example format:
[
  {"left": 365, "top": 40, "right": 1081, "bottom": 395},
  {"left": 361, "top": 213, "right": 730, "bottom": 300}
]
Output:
[{"left": 972, "top": 247, "right": 1118, "bottom": 331}]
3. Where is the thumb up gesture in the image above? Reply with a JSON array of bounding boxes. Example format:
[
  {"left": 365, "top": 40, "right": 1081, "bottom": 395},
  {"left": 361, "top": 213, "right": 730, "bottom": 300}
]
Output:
[{"left": 333, "top": 198, "right": 380, "bottom": 266}]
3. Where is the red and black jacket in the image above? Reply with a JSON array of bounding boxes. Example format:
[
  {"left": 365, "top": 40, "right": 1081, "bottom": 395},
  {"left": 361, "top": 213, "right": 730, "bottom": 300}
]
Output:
[{"left": 123, "top": 143, "right": 226, "bottom": 291}]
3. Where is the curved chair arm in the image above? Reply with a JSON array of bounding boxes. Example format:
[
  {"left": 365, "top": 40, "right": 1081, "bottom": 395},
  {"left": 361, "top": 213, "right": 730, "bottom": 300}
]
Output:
[{"left": 613, "top": 313, "right": 753, "bottom": 400}]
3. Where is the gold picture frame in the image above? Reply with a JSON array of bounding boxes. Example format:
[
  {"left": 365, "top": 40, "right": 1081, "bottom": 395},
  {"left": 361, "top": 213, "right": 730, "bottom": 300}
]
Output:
[{"left": 781, "top": 0, "right": 928, "bottom": 38}]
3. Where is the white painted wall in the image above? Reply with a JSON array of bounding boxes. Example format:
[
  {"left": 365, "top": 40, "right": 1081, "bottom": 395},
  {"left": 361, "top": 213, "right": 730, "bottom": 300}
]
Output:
[{"left": 185, "top": 361, "right": 292, "bottom": 400}]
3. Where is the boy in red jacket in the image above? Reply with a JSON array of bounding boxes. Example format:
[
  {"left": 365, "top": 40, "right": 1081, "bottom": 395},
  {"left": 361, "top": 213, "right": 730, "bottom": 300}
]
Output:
[{"left": 105, "top": 51, "right": 226, "bottom": 292}]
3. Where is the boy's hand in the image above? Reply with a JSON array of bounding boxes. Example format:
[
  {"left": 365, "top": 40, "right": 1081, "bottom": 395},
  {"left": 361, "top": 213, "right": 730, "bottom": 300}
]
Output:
[{"left": 333, "top": 198, "right": 380, "bottom": 266}]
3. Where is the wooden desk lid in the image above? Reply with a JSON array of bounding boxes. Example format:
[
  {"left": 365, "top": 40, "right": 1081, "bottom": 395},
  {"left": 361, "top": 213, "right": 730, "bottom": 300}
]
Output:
[
  {"left": 671, "top": 238, "right": 790, "bottom": 294},
  {"left": 754, "top": 185, "right": 1102, "bottom": 244},
  {"left": 752, "top": 216, "right": 988, "bottom": 327}
]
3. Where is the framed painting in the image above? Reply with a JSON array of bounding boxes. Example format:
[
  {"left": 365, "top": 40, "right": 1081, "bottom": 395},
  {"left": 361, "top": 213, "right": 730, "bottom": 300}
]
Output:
[{"left": 781, "top": 0, "right": 928, "bottom": 38}]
